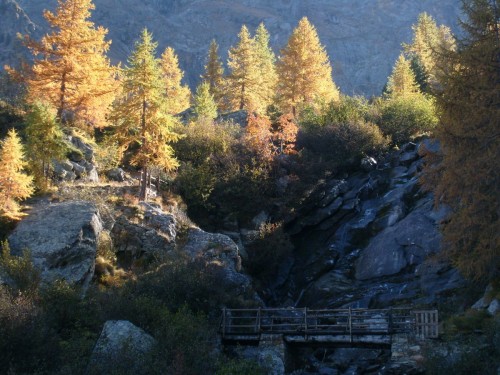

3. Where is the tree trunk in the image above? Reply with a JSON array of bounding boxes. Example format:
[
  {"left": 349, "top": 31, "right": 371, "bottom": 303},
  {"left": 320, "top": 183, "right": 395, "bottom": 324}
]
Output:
[
  {"left": 139, "top": 167, "right": 148, "bottom": 201},
  {"left": 57, "top": 71, "right": 67, "bottom": 122}
]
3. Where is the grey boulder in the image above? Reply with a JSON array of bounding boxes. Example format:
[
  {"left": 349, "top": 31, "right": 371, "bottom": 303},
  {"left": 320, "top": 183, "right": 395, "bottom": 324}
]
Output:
[
  {"left": 182, "top": 228, "right": 250, "bottom": 292},
  {"left": 88, "top": 320, "right": 156, "bottom": 374},
  {"left": 8, "top": 201, "right": 102, "bottom": 290}
]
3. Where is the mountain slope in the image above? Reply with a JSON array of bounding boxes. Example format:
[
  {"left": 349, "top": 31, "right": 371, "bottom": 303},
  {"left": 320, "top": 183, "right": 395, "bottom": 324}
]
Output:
[{"left": 1, "top": 0, "right": 461, "bottom": 96}]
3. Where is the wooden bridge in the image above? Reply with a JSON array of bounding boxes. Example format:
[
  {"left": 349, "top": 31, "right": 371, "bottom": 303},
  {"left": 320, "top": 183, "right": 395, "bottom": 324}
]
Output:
[{"left": 221, "top": 307, "right": 438, "bottom": 347}]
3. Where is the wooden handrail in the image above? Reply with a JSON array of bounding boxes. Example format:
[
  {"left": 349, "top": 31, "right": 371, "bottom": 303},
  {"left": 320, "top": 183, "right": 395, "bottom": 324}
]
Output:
[{"left": 220, "top": 307, "right": 438, "bottom": 340}]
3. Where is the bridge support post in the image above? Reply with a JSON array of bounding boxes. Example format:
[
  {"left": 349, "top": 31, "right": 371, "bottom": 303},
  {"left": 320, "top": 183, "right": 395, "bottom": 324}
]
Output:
[{"left": 258, "top": 334, "right": 286, "bottom": 375}]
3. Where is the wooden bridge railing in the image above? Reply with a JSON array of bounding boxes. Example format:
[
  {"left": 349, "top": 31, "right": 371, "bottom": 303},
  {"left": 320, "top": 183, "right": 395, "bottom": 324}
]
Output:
[{"left": 221, "top": 308, "right": 438, "bottom": 341}]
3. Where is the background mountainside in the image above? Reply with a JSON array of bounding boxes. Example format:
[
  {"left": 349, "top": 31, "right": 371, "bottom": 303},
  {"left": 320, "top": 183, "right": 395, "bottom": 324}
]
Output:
[{"left": 1, "top": 0, "right": 461, "bottom": 96}]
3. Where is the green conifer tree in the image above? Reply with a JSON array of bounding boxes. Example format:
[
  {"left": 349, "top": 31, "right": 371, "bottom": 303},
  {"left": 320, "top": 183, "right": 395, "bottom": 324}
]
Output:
[
  {"left": 202, "top": 40, "right": 225, "bottom": 110},
  {"left": 24, "top": 102, "right": 66, "bottom": 190},
  {"left": 109, "top": 29, "right": 179, "bottom": 201},
  {"left": 193, "top": 82, "right": 218, "bottom": 121},
  {"left": 253, "top": 23, "right": 278, "bottom": 114}
]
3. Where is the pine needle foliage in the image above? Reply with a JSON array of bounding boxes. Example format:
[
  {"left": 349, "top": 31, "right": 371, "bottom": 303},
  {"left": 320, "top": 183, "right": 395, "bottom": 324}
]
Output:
[{"left": 422, "top": 0, "right": 500, "bottom": 280}]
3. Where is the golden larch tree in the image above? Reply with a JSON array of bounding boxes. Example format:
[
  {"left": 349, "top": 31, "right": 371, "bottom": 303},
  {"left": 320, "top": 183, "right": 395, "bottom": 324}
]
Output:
[
  {"left": 277, "top": 17, "right": 340, "bottom": 116},
  {"left": 160, "top": 46, "right": 191, "bottom": 115},
  {"left": 193, "top": 81, "right": 218, "bottom": 122},
  {"left": 422, "top": 0, "right": 500, "bottom": 280},
  {"left": 109, "top": 29, "right": 180, "bottom": 201},
  {"left": 227, "top": 25, "right": 260, "bottom": 111},
  {"left": 0, "top": 129, "right": 34, "bottom": 220},
  {"left": 13, "top": 0, "right": 117, "bottom": 130}
]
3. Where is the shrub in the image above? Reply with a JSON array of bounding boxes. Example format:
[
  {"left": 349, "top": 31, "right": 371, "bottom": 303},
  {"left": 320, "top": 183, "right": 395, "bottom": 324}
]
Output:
[
  {"left": 298, "top": 120, "right": 389, "bottom": 168},
  {"left": 0, "top": 241, "right": 40, "bottom": 296},
  {"left": 379, "top": 94, "right": 438, "bottom": 144},
  {"left": 216, "top": 358, "right": 266, "bottom": 375}
]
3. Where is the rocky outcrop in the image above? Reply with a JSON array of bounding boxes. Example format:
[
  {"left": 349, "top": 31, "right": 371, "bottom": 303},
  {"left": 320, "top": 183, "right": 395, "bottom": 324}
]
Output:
[
  {"left": 472, "top": 284, "right": 500, "bottom": 315},
  {"left": 88, "top": 320, "right": 156, "bottom": 374},
  {"left": 110, "top": 204, "right": 177, "bottom": 262},
  {"left": 106, "top": 167, "right": 126, "bottom": 182},
  {"left": 53, "top": 135, "right": 99, "bottom": 183},
  {"left": 181, "top": 227, "right": 251, "bottom": 292},
  {"left": 8, "top": 201, "right": 102, "bottom": 291}
]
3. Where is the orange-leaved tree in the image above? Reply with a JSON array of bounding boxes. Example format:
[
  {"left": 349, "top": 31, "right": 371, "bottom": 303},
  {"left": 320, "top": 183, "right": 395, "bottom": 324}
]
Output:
[
  {"left": 10, "top": 0, "right": 117, "bottom": 130},
  {"left": 244, "top": 114, "right": 273, "bottom": 160},
  {"left": 272, "top": 113, "right": 298, "bottom": 154}
]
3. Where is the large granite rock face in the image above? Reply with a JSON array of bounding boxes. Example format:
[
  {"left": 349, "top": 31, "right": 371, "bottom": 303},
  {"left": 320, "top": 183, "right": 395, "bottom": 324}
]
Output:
[
  {"left": 355, "top": 199, "right": 441, "bottom": 280},
  {"left": 2, "top": 0, "right": 460, "bottom": 96},
  {"left": 8, "top": 201, "right": 102, "bottom": 290},
  {"left": 89, "top": 320, "right": 156, "bottom": 374},
  {"left": 278, "top": 139, "right": 464, "bottom": 309}
]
